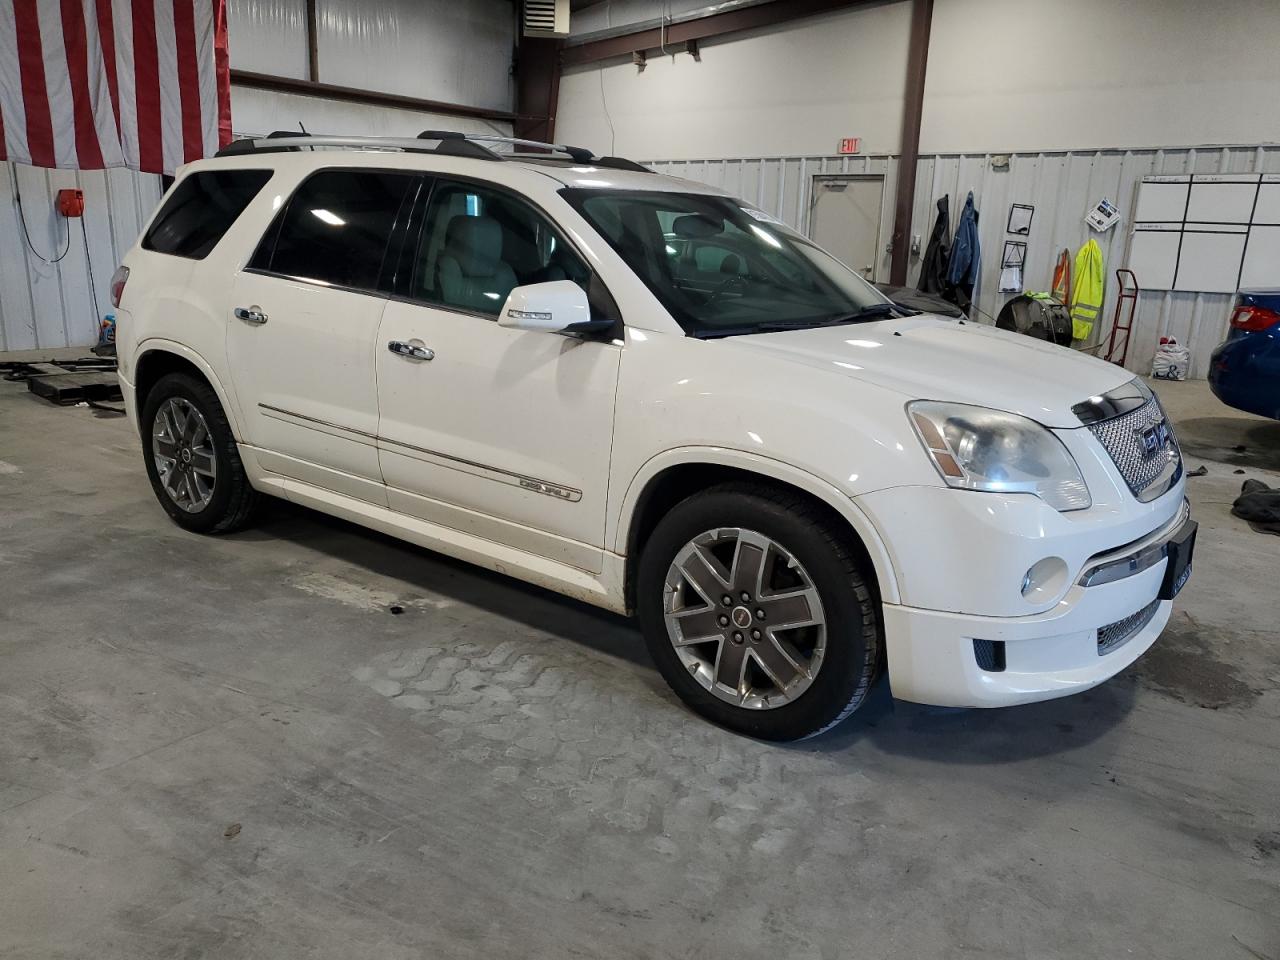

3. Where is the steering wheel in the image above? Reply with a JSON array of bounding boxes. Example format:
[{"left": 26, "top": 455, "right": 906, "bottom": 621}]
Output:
[{"left": 705, "top": 273, "right": 748, "bottom": 307}]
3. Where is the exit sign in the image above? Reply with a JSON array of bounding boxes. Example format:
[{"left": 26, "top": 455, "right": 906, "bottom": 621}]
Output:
[{"left": 838, "top": 137, "right": 861, "bottom": 155}]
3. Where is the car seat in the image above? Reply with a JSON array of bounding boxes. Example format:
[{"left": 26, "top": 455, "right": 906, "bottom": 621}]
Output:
[{"left": 437, "top": 216, "right": 518, "bottom": 313}]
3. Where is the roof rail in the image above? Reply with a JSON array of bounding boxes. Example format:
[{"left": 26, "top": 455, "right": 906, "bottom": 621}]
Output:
[
  {"left": 215, "top": 130, "right": 652, "bottom": 172},
  {"left": 216, "top": 132, "right": 502, "bottom": 161}
]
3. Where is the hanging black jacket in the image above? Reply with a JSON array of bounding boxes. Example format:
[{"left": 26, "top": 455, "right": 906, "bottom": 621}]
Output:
[{"left": 918, "top": 195, "right": 950, "bottom": 295}]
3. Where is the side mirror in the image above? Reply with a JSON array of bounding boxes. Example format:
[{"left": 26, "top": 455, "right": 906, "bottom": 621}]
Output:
[{"left": 498, "top": 280, "right": 591, "bottom": 333}]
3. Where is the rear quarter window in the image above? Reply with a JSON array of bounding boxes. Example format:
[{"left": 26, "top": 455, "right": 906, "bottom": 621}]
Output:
[
  {"left": 249, "top": 169, "right": 418, "bottom": 292},
  {"left": 142, "top": 169, "right": 273, "bottom": 259}
]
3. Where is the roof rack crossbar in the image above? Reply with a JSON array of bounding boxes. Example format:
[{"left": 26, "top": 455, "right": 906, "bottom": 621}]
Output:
[{"left": 437, "top": 133, "right": 596, "bottom": 164}]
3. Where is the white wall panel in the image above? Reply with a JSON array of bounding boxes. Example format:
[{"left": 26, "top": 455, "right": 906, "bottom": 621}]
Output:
[
  {"left": 229, "top": 88, "right": 513, "bottom": 140},
  {"left": 316, "top": 0, "right": 514, "bottom": 112},
  {"left": 647, "top": 145, "right": 1280, "bottom": 380},
  {"left": 560, "top": 0, "right": 1280, "bottom": 161},
  {"left": 558, "top": 4, "right": 910, "bottom": 160},
  {"left": 921, "top": 0, "right": 1280, "bottom": 155},
  {"left": 226, "top": 0, "right": 308, "bottom": 79},
  {"left": 1, "top": 162, "right": 163, "bottom": 351}
]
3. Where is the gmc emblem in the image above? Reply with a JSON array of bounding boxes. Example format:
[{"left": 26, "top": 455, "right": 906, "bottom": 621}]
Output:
[{"left": 1138, "top": 419, "right": 1171, "bottom": 457}]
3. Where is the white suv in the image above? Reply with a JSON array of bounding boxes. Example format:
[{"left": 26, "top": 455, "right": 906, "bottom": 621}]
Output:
[{"left": 112, "top": 132, "right": 1195, "bottom": 741}]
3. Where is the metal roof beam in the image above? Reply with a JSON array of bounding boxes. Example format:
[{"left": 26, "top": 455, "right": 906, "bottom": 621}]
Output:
[{"left": 561, "top": 0, "right": 880, "bottom": 66}]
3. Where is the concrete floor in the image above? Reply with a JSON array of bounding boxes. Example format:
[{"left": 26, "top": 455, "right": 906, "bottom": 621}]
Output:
[{"left": 1, "top": 367, "right": 1278, "bottom": 960}]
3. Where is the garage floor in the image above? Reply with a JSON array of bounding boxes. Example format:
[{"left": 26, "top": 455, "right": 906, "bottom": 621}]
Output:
[{"left": 2, "top": 367, "right": 1278, "bottom": 960}]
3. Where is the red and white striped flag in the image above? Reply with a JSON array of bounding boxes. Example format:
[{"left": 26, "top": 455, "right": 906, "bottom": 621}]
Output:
[{"left": 0, "top": 0, "right": 230, "bottom": 175}]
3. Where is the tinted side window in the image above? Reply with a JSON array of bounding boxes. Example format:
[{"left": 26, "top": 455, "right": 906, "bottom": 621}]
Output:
[
  {"left": 410, "top": 181, "right": 592, "bottom": 317},
  {"left": 142, "top": 169, "right": 271, "bottom": 259},
  {"left": 255, "top": 170, "right": 416, "bottom": 291}
]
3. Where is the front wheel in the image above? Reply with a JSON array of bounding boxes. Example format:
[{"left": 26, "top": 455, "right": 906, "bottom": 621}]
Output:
[{"left": 637, "top": 483, "right": 880, "bottom": 741}]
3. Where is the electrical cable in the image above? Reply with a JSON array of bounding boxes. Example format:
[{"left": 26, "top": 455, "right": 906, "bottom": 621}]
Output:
[
  {"left": 599, "top": 0, "right": 617, "bottom": 154},
  {"left": 598, "top": 67, "right": 616, "bottom": 155},
  {"left": 81, "top": 217, "right": 104, "bottom": 342},
  {"left": 12, "top": 167, "right": 71, "bottom": 264}
]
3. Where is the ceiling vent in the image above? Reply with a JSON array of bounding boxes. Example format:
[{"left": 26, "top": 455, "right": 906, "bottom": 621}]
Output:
[{"left": 523, "top": 0, "right": 569, "bottom": 37}]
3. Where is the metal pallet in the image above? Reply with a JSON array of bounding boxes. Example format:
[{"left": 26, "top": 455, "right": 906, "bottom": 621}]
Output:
[{"left": 2, "top": 357, "right": 121, "bottom": 405}]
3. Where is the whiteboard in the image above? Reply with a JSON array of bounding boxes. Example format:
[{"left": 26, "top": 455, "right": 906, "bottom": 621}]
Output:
[
  {"left": 1128, "top": 230, "right": 1180, "bottom": 290},
  {"left": 1253, "top": 181, "right": 1280, "bottom": 224},
  {"left": 1185, "top": 182, "right": 1257, "bottom": 224},
  {"left": 1134, "top": 180, "right": 1189, "bottom": 222},
  {"left": 1240, "top": 226, "right": 1280, "bottom": 288},
  {"left": 1128, "top": 175, "right": 1276, "bottom": 293},
  {"left": 1175, "top": 231, "right": 1249, "bottom": 293}
]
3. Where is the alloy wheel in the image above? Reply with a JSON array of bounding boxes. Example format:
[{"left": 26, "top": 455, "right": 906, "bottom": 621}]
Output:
[
  {"left": 663, "top": 527, "right": 826, "bottom": 710},
  {"left": 152, "top": 397, "right": 217, "bottom": 513}
]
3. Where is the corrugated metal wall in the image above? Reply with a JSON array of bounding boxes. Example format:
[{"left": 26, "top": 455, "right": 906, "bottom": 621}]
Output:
[
  {"left": 1, "top": 0, "right": 515, "bottom": 353},
  {"left": 1, "top": 162, "right": 163, "bottom": 352},
  {"left": 648, "top": 144, "right": 1280, "bottom": 378},
  {"left": 227, "top": 0, "right": 515, "bottom": 111}
]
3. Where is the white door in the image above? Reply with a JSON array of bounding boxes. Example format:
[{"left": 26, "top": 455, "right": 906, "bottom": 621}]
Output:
[
  {"left": 809, "top": 176, "right": 884, "bottom": 281},
  {"left": 376, "top": 179, "right": 620, "bottom": 572},
  {"left": 225, "top": 168, "right": 420, "bottom": 504}
]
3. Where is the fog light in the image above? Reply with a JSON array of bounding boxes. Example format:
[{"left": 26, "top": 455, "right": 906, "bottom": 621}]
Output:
[{"left": 1021, "top": 557, "right": 1069, "bottom": 603}]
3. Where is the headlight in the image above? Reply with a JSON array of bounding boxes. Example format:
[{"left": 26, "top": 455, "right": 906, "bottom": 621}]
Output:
[{"left": 908, "top": 401, "right": 1091, "bottom": 512}]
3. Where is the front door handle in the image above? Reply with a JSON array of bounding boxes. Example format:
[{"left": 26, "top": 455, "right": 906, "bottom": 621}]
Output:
[
  {"left": 234, "top": 305, "right": 268, "bottom": 325},
  {"left": 388, "top": 339, "right": 435, "bottom": 362}
]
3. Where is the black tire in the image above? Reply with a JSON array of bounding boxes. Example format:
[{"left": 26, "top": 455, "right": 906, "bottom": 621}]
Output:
[
  {"left": 140, "top": 372, "right": 259, "bottom": 534},
  {"left": 637, "top": 482, "right": 880, "bottom": 741}
]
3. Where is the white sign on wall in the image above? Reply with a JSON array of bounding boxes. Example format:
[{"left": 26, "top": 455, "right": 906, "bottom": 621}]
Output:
[{"left": 1127, "top": 174, "right": 1280, "bottom": 294}]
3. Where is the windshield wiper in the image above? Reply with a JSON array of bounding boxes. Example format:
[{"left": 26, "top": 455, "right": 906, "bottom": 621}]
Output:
[
  {"left": 823, "top": 303, "right": 918, "bottom": 323},
  {"left": 696, "top": 303, "right": 916, "bottom": 339},
  {"left": 750, "top": 305, "right": 914, "bottom": 334}
]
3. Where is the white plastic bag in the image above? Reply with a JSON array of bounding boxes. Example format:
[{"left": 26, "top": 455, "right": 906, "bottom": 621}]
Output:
[{"left": 1151, "top": 337, "right": 1190, "bottom": 381}]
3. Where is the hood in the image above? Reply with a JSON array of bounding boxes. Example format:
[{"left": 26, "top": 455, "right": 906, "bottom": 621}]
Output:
[{"left": 724, "top": 315, "right": 1133, "bottom": 429}]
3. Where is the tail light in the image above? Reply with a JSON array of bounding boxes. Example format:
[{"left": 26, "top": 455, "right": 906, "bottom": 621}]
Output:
[
  {"left": 1229, "top": 304, "right": 1280, "bottom": 332},
  {"left": 109, "top": 265, "right": 130, "bottom": 307}
]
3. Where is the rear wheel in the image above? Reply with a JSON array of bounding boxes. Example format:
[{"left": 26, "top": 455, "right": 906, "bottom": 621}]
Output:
[
  {"left": 141, "top": 372, "right": 258, "bottom": 534},
  {"left": 637, "top": 483, "right": 880, "bottom": 740}
]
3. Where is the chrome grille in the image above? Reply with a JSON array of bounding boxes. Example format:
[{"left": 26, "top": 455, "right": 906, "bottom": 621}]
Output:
[
  {"left": 1086, "top": 396, "right": 1181, "bottom": 502},
  {"left": 1097, "top": 598, "right": 1161, "bottom": 655}
]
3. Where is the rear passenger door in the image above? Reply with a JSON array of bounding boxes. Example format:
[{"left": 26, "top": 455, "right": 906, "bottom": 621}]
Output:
[
  {"left": 226, "top": 168, "right": 420, "bottom": 505},
  {"left": 375, "top": 179, "right": 621, "bottom": 572}
]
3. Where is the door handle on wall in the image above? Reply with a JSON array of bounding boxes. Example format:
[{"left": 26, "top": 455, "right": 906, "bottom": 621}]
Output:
[
  {"left": 233, "top": 305, "right": 268, "bottom": 325},
  {"left": 388, "top": 339, "right": 434, "bottom": 362}
]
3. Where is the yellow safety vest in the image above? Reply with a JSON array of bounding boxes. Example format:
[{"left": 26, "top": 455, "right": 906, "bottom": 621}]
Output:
[{"left": 1070, "top": 239, "right": 1104, "bottom": 342}]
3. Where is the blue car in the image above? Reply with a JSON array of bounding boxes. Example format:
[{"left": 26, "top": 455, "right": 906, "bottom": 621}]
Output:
[{"left": 1208, "top": 289, "right": 1280, "bottom": 420}]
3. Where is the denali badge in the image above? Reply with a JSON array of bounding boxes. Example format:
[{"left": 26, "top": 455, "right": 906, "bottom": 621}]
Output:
[
  {"left": 519, "top": 477, "right": 578, "bottom": 501},
  {"left": 1137, "top": 419, "right": 1171, "bottom": 457}
]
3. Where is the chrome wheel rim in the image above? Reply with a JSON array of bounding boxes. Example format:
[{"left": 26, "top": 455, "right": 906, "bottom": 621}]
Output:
[
  {"left": 663, "top": 528, "right": 826, "bottom": 710},
  {"left": 152, "top": 397, "right": 217, "bottom": 513}
]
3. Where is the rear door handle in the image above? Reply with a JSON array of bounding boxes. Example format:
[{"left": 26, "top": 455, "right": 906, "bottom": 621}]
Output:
[
  {"left": 388, "top": 339, "right": 434, "bottom": 362},
  {"left": 234, "top": 305, "right": 268, "bottom": 325}
]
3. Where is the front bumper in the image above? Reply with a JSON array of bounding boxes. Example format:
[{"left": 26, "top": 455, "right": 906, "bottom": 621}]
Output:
[{"left": 878, "top": 501, "right": 1192, "bottom": 708}]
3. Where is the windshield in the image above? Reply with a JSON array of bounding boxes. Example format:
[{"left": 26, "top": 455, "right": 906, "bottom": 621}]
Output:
[{"left": 562, "top": 189, "right": 894, "bottom": 337}]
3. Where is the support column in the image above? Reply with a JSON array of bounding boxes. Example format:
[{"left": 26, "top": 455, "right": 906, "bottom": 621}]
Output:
[
  {"left": 514, "top": 38, "right": 562, "bottom": 143},
  {"left": 889, "top": 0, "right": 934, "bottom": 286}
]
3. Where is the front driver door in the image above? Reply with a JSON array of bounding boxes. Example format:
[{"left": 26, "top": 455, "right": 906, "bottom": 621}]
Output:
[
  {"left": 375, "top": 179, "right": 621, "bottom": 572},
  {"left": 226, "top": 168, "right": 420, "bottom": 504}
]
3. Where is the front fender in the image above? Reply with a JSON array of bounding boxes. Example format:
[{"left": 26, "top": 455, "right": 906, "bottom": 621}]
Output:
[{"left": 611, "top": 445, "right": 901, "bottom": 605}]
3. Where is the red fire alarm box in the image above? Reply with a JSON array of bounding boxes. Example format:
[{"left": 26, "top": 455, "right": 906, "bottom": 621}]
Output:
[
  {"left": 838, "top": 137, "right": 861, "bottom": 155},
  {"left": 57, "top": 189, "right": 84, "bottom": 217}
]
